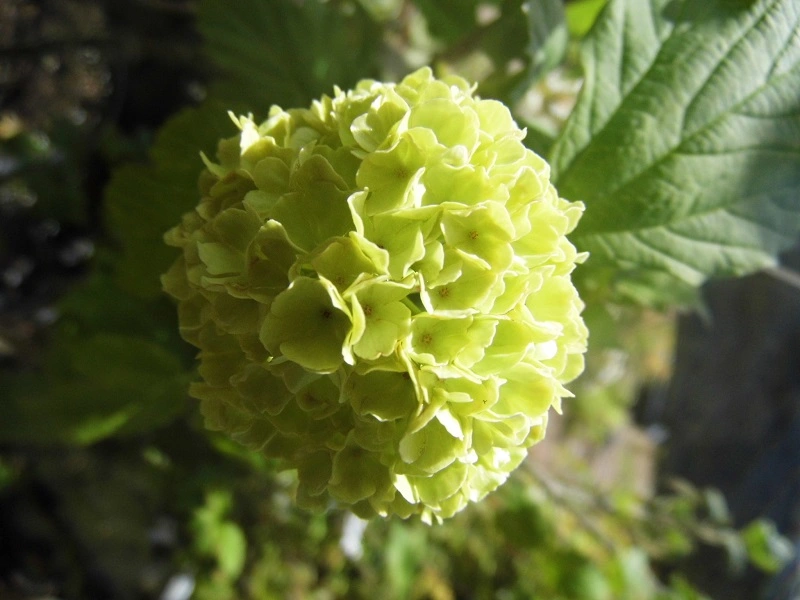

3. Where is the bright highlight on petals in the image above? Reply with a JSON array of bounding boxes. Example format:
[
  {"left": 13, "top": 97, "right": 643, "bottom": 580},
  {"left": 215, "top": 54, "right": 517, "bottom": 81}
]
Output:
[{"left": 163, "top": 67, "right": 588, "bottom": 523}]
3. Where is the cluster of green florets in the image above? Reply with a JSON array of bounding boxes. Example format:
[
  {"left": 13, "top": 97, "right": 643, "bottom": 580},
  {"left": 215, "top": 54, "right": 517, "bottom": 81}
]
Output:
[{"left": 163, "top": 67, "right": 587, "bottom": 523}]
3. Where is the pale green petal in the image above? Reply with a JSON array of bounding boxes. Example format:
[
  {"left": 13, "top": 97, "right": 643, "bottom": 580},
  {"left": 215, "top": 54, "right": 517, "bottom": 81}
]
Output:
[
  {"left": 307, "top": 235, "right": 388, "bottom": 291},
  {"left": 440, "top": 202, "right": 515, "bottom": 270},
  {"left": 421, "top": 254, "right": 502, "bottom": 314},
  {"left": 436, "top": 376, "right": 501, "bottom": 417},
  {"left": 342, "top": 368, "right": 417, "bottom": 421},
  {"left": 296, "top": 451, "right": 333, "bottom": 507},
  {"left": 229, "top": 364, "right": 292, "bottom": 416},
  {"left": 351, "top": 416, "right": 402, "bottom": 453},
  {"left": 408, "top": 314, "right": 473, "bottom": 366},
  {"left": 297, "top": 378, "right": 342, "bottom": 420},
  {"left": 355, "top": 128, "right": 441, "bottom": 214},
  {"left": 197, "top": 242, "right": 244, "bottom": 276},
  {"left": 411, "top": 460, "right": 468, "bottom": 506},
  {"left": 271, "top": 185, "right": 353, "bottom": 252},
  {"left": 474, "top": 99, "right": 516, "bottom": 139},
  {"left": 421, "top": 162, "right": 501, "bottom": 207},
  {"left": 350, "top": 88, "right": 409, "bottom": 152},
  {"left": 398, "top": 418, "right": 464, "bottom": 475},
  {"left": 355, "top": 209, "right": 434, "bottom": 279},
  {"left": 329, "top": 441, "right": 392, "bottom": 504},
  {"left": 261, "top": 277, "right": 351, "bottom": 373},
  {"left": 408, "top": 98, "right": 480, "bottom": 150},
  {"left": 491, "top": 362, "right": 563, "bottom": 419},
  {"left": 346, "top": 279, "right": 413, "bottom": 360}
]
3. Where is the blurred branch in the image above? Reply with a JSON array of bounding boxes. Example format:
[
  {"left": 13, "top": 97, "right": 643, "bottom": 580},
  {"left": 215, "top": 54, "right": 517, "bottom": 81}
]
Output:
[
  {"left": 524, "top": 463, "right": 619, "bottom": 554},
  {"left": 764, "top": 266, "right": 800, "bottom": 292}
]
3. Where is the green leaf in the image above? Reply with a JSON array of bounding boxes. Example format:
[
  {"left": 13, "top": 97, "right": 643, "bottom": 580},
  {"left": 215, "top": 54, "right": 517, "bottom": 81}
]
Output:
[
  {"left": 551, "top": 0, "right": 800, "bottom": 299},
  {"left": 107, "top": 0, "right": 383, "bottom": 300},
  {"left": 105, "top": 103, "right": 232, "bottom": 298},
  {"left": 0, "top": 333, "right": 190, "bottom": 445},
  {"left": 383, "top": 522, "right": 429, "bottom": 599},
  {"left": 192, "top": 490, "right": 247, "bottom": 580},
  {"left": 741, "top": 520, "right": 794, "bottom": 573},
  {"left": 414, "top": 0, "right": 499, "bottom": 45},
  {"left": 215, "top": 522, "right": 248, "bottom": 579},
  {"left": 199, "top": 0, "right": 382, "bottom": 112},
  {"left": 565, "top": 0, "right": 609, "bottom": 39},
  {"left": 521, "top": 116, "right": 558, "bottom": 157},
  {"left": 0, "top": 272, "right": 192, "bottom": 445},
  {"left": 659, "top": 576, "right": 711, "bottom": 600},
  {"left": 356, "top": 0, "right": 404, "bottom": 22},
  {"left": 612, "top": 269, "right": 703, "bottom": 310},
  {"left": 524, "top": 0, "right": 568, "bottom": 79},
  {"left": 476, "top": 0, "right": 568, "bottom": 103}
]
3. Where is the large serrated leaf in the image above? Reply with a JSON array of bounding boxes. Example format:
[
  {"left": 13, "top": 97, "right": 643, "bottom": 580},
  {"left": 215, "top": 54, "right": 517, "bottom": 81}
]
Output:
[
  {"left": 199, "top": 0, "right": 382, "bottom": 112},
  {"left": 106, "top": 1, "right": 382, "bottom": 299},
  {"left": 551, "top": 0, "right": 800, "bottom": 290},
  {"left": 565, "top": 0, "right": 609, "bottom": 39},
  {"left": 0, "top": 270, "right": 193, "bottom": 445},
  {"left": 0, "top": 332, "right": 190, "bottom": 445},
  {"left": 105, "top": 102, "right": 232, "bottom": 298}
]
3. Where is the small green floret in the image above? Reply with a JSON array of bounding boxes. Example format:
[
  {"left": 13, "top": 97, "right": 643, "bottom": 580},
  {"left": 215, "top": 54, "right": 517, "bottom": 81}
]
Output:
[{"left": 163, "top": 67, "right": 588, "bottom": 523}]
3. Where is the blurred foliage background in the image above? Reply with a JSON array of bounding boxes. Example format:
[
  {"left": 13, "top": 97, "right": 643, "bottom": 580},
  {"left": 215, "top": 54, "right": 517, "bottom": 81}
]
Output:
[{"left": 1, "top": 0, "right": 798, "bottom": 598}]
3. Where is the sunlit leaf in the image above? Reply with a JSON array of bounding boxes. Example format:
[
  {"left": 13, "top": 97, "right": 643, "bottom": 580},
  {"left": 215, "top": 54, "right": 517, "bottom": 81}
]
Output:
[
  {"left": 551, "top": 0, "right": 800, "bottom": 302},
  {"left": 565, "top": 0, "right": 610, "bottom": 39}
]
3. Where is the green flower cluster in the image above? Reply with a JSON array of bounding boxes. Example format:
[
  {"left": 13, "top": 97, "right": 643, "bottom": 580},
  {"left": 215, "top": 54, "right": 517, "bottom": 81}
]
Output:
[{"left": 163, "top": 68, "right": 587, "bottom": 523}]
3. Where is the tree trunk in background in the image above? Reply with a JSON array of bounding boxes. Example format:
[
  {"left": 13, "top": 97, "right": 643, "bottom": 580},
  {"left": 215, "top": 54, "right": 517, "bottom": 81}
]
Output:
[{"left": 657, "top": 250, "right": 800, "bottom": 598}]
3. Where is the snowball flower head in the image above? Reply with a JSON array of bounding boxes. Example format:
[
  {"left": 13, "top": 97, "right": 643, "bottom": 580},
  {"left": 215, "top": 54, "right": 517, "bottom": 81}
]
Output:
[{"left": 163, "top": 68, "right": 588, "bottom": 523}]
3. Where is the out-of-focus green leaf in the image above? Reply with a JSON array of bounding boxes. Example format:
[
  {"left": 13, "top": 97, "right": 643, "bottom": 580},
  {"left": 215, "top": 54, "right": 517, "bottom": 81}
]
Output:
[
  {"left": 105, "top": 103, "right": 232, "bottom": 299},
  {"left": 193, "top": 490, "right": 247, "bottom": 580},
  {"left": 107, "top": 0, "right": 383, "bottom": 300},
  {"left": 568, "top": 563, "right": 612, "bottom": 600},
  {"left": 0, "top": 459, "right": 16, "bottom": 491},
  {"left": 610, "top": 268, "right": 703, "bottom": 310},
  {"left": 216, "top": 522, "right": 247, "bottom": 579},
  {"left": 718, "top": 529, "right": 749, "bottom": 573},
  {"left": 551, "top": 0, "right": 800, "bottom": 305},
  {"left": 607, "top": 549, "right": 657, "bottom": 598},
  {"left": 199, "top": 0, "right": 382, "bottom": 112},
  {"left": 657, "top": 576, "right": 711, "bottom": 600},
  {"left": 383, "top": 522, "right": 428, "bottom": 599},
  {"left": 742, "top": 520, "right": 794, "bottom": 573},
  {"left": 477, "top": 0, "right": 568, "bottom": 103},
  {"left": 0, "top": 268, "right": 192, "bottom": 445},
  {"left": 414, "top": 0, "right": 500, "bottom": 45},
  {"left": 0, "top": 332, "right": 190, "bottom": 445},
  {"left": 496, "top": 502, "right": 550, "bottom": 549},
  {"left": 703, "top": 489, "right": 731, "bottom": 526},
  {"left": 525, "top": 0, "right": 568, "bottom": 79},
  {"left": 357, "top": 0, "right": 404, "bottom": 22},
  {"left": 565, "top": 0, "right": 609, "bottom": 39},
  {"left": 522, "top": 117, "right": 558, "bottom": 157}
]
